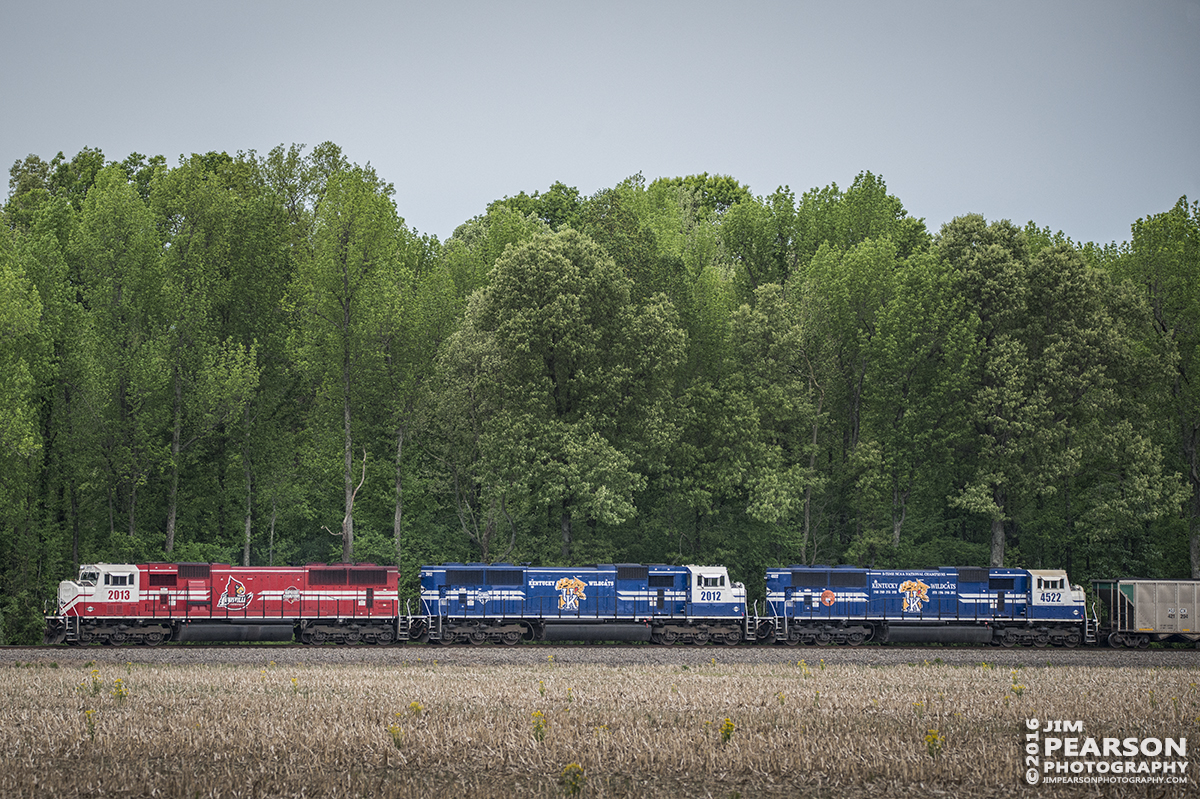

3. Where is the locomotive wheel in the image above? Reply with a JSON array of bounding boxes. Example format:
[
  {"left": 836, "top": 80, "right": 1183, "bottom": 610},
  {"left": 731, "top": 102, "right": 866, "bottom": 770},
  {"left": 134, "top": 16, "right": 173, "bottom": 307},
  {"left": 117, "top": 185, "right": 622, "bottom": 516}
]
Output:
[
  {"left": 847, "top": 631, "right": 865, "bottom": 646},
  {"left": 377, "top": 629, "right": 395, "bottom": 645},
  {"left": 783, "top": 635, "right": 800, "bottom": 647},
  {"left": 144, "top": 631, "right": 165, "bottom": 647},
  {"left": 501, "top": 630, "right": 521, "bottom": 646},
  {"left": 692, "top": 631, "right": 710, "bottom": 646},
  {"left": 661, "top": 629, "right": 679, "bottom": 645},
  {"left": 815, "top": 632, "right": 832, "bottom": 646},
  {"left": 1000, "top": 631, "right": 1018, "bottom": 647},
  {"left": 721, "top": 630, "right": 740, "bottom": 646},
  {"left": 468, "top": 629, "right": 488, "bottom": 646},
  {"left": 1064, "top": 632, "right": 1080, "bottom": 648}
]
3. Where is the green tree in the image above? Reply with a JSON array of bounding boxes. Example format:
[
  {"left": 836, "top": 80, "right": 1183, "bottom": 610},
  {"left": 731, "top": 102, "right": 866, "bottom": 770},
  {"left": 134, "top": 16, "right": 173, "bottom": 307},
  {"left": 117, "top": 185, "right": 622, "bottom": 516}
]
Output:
[
  {"left": 720, "top": 187, "right": 799, "bottom": 297},
  {"left": 649, "top": 173, "right": 751, "bottom": 215},
  {"left": 429, "top": 292, "right": 519, "bottom": 562},
  {"left": 1114, "top": 197, "right": 1200, "bottom": 575},
  {"left": 287, "top": 166, "right": 406, "bottom": 562},
  {"left": 943, "top": 215, "right": 1184, "bottom": 570},
  {"left": 0, "top": 223, "right": 44, "bottom": 600},
  {"left": 864, "top": 249, "right": 976, "bottom": 555},
  {"left": 937, "top": 215, "right": 1037, "bottom": 566},
  {"left": 0, "top": 224, "right": 44, "bottom": 468},
  {"left": 442, "top": 203, "right": 550, "bottom": 299},
  {"left": 375, "top": 232, "right": 450, "bottom": 566},
  {"left": 469, "top": 229, "right": 685, "bottom": 561},
  {"left": 152, "top": 154, "right": 261, "bottom": 556},
  {"left": 487, "top": 181, "right": 583, "bottom": 232},
  {"left": 69, "top": 165, "right": 167, "bottom": 544},
  {"left": 725, "top": 281, "right": 828, "bottom": 563}
]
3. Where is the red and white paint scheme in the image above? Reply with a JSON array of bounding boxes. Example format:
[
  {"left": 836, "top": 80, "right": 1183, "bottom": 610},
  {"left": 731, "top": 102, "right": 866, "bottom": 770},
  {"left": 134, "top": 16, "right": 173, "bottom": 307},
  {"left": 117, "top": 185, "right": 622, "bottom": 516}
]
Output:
[{"left": 45, "top": 562, "right": 400, "bottom": 645}]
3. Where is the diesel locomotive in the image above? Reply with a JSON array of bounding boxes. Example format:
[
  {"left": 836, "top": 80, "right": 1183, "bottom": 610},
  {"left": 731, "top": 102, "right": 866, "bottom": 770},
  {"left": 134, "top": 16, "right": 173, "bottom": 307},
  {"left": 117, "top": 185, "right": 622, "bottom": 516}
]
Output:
[{"left": 42, "top": 560, "right": 1198, "bottom": 649}]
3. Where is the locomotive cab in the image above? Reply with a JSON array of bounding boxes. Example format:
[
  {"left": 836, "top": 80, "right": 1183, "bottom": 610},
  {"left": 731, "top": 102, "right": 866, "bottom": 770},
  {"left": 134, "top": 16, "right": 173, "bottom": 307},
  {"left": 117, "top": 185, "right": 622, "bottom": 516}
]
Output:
[
  {"left": 57, "top": 564, "right": 140, "bottom": 614},
  {"left": 1028, "top": 569, "right": 1086, "bottom": 617},
  {"left": 685, "top": 566, "right": 746, "bottom": 615}
]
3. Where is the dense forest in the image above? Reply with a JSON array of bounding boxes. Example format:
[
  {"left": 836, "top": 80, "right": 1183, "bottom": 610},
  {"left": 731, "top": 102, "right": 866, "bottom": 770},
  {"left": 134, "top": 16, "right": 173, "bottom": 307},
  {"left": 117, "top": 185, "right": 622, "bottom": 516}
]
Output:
[{"left": 1, "top": 143, "right": 1196, "bottom": 643}]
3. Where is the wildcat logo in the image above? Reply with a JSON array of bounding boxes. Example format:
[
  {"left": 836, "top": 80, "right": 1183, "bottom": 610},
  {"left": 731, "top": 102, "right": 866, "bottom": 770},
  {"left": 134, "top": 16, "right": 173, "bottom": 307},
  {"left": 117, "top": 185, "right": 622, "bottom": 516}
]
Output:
[
  {"left": 555, "top": 577, "right": 588, "bottom": 610},
  {"left": 217, "top": 576, "right": 254, "bottom": 609},
  {"left": 899, "top": 579, "right": 929, "bottom": 612}
]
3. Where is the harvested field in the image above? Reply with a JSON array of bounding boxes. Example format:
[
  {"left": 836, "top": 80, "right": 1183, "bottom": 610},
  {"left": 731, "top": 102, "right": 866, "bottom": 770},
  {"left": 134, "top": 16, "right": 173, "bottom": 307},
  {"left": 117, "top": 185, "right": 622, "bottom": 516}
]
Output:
[{"left": 2, "top": 647, "right": 1197, "bottom": 797}]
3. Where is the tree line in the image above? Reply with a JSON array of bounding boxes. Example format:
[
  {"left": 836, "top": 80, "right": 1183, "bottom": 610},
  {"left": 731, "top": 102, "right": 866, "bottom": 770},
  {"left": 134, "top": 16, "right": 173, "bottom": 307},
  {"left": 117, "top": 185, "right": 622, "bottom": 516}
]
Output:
[{"left": 0, "top": 143, "right": 1196, "bottom": 642}]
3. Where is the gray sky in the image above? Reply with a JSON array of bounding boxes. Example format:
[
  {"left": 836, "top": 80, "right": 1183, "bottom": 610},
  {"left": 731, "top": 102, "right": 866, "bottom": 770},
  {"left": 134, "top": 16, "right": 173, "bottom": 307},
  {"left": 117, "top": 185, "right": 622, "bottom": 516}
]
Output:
[{"left": 4, "top": 1, "right": 1198, "bottom": 245}]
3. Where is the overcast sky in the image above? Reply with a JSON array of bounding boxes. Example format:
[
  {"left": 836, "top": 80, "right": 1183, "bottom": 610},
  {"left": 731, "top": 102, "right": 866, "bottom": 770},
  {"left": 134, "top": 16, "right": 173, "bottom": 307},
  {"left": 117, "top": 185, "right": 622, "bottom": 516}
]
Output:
[{"left": 4, "top": 1, "right": 1197, "bottom": 246}]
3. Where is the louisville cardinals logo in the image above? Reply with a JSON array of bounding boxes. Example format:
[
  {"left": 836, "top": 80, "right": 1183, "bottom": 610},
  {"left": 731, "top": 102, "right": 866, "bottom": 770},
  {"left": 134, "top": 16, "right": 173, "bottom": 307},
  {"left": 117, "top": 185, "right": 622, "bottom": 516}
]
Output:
[{"left": 217, "top": 576, "right": 254, "bottom": 609}]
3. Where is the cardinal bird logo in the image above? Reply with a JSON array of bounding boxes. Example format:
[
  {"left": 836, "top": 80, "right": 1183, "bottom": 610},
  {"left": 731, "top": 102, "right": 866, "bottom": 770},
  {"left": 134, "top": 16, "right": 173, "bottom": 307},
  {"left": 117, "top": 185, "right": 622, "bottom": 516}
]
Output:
[{"left": 217, "top": 576, "right": 254, "bottom": 609}]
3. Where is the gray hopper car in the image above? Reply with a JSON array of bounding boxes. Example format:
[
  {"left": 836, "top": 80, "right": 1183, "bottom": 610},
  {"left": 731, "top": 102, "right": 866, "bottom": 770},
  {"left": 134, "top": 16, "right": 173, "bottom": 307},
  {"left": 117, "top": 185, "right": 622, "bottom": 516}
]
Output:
[{"left": 1092, "top": 579, "right": 1200, "bottom": 648}]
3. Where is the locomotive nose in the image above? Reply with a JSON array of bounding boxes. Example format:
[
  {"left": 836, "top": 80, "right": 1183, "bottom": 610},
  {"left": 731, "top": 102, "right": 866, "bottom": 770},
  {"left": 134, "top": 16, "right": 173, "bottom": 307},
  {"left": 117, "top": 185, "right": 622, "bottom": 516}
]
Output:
[{"left": 58, "top": 580, "right": 80, "bottom": 608}]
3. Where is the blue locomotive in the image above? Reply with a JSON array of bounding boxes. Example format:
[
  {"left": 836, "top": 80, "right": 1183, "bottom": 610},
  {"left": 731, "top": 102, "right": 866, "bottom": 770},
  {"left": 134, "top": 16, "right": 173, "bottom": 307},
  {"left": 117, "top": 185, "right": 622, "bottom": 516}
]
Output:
[
  {"left": 417, "top": 563, "right": 747, "bottom": 645},
  {"left": 764, "top": 565, "right": 1088, "bottom": 646}
]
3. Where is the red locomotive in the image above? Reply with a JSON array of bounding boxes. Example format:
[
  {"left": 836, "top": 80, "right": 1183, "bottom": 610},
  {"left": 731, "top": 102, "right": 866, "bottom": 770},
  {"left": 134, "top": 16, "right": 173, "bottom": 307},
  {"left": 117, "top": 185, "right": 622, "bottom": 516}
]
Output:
[{"left": 44, "top": 561, "right": 401, "bottom": 645}]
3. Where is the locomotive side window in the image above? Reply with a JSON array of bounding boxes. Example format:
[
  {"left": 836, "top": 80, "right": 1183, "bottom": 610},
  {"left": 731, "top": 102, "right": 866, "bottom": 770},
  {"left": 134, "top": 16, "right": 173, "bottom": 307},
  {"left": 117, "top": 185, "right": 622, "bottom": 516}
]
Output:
[
  {"left": 699, "top": 575, "right": 725, "bottom": 587},
  {"left": 102, "top": 572, "right": 135, "bottom": 602}
]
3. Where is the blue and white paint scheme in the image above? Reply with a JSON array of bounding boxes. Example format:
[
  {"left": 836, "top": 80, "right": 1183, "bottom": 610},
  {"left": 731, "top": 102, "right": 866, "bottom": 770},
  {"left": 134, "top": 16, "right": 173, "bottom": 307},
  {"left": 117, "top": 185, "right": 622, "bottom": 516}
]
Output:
[
  {"left": 418, "top": 563, "right": 747, "bottom": 644},
  {"left": 764, "top": 566, "right": 1086, "bottom": 646}
]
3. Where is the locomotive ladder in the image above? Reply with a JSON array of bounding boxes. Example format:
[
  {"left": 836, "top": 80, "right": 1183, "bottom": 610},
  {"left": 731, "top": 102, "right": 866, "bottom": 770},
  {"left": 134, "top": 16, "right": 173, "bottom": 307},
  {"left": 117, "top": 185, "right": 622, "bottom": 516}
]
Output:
[
  {"left": 56, "top": 615, "right": 81, "bottom": 644},
  {"left": 1083, "top": 602, "right": 1099, "bottom": 645},
  {"left": 744, "top": 608, "right": 758, "bottom": 640}
]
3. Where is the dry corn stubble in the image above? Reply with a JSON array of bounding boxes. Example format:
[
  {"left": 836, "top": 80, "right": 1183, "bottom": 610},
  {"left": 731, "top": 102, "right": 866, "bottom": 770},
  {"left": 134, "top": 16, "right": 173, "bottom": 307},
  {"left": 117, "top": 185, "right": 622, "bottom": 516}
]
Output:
[{"left": 2, "top": 658, "right": 1196, "bottom": 798}]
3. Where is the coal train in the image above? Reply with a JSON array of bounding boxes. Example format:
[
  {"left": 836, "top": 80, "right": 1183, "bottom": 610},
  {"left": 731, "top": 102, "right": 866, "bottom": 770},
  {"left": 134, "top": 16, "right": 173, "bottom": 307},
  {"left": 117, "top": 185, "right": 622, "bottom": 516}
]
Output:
[{"left": 42, "top": 560, "right": 1198, "bottom": 649}]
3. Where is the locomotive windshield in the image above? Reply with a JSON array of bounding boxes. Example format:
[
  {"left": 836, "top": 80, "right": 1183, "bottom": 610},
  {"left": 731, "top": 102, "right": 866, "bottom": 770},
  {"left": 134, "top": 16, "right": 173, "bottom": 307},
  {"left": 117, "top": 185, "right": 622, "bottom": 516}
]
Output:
[{"left": 78, "top": 569, "right": 99, "bottom": 586}]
